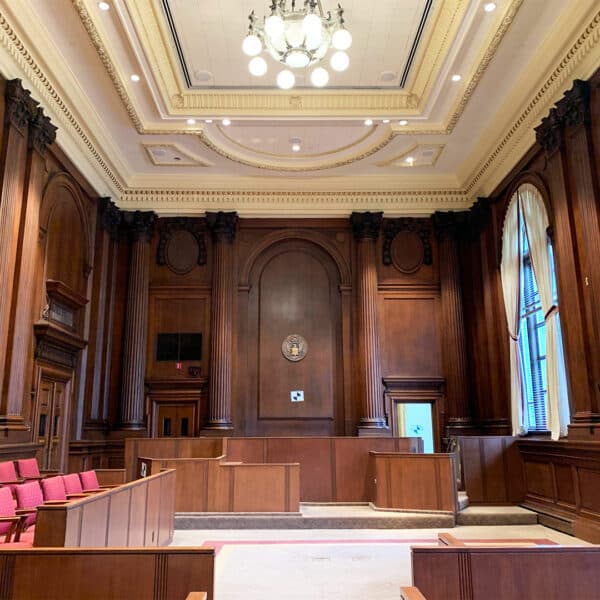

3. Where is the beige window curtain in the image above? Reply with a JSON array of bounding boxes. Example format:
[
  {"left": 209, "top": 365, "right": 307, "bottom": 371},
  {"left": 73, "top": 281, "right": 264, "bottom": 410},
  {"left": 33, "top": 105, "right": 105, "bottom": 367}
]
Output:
[
  {"left": 520, "top": 184, "right": 570, "bottom": 439},
  {"left": 500, "top": 195, "right": 527, "bottom": 435}
]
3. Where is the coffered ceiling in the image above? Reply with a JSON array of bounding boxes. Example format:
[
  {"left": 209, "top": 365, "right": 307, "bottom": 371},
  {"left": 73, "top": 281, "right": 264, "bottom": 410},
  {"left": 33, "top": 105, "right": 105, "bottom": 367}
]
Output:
[{"left": 0, "top": 0, "right": 597, "bottom": 216}]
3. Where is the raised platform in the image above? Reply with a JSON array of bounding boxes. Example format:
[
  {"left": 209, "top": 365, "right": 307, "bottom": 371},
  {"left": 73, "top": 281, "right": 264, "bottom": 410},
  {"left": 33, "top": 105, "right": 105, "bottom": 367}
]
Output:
[{"left": 175, "top": 500, "right": 538, "bottom": 530}]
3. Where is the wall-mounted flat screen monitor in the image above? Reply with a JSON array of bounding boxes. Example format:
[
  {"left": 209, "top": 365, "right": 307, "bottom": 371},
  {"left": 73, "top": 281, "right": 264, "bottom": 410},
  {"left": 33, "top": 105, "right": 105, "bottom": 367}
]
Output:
[{"left": 156, "top": 332, "right": 202, "bottom": 362}]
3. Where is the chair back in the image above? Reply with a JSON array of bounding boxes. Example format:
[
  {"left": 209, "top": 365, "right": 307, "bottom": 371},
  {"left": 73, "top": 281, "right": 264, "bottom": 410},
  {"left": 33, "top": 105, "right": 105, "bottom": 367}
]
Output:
[
  {"left": 0, "top": 487, "right": 16, "bottom": 536},
  {"left": 14, "top": 481, "right": 43, "bottom": 526},
  {"left": 62, "top": 473, "right": 84, "bottom": 495},
  {"left": 41, "top": 476, "right": 67, "bottom": 501},
  {"left": 0, "top": 461, "right": 18, "bottom": 482},
  {"left": 16, "top": 458, "right": 41, "bottom": 479},
  {"left": 79, "top": 470, "right": 100, "bottom": 491}
]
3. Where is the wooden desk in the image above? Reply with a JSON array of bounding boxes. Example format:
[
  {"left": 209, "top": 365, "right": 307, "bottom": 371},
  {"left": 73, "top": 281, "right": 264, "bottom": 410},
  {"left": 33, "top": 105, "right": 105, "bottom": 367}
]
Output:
[
  {"left": 34, "top": 469, "right": 175, "bottom": 547},
  {"left": 0, "top": 547, "right": 214, "bottom": 600}
]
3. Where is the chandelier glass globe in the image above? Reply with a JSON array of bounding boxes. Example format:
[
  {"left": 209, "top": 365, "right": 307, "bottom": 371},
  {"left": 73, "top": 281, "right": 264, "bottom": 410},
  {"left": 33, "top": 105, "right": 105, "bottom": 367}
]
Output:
[
  {"left": 243, "top": 2, "right": 351, "bottom": 89},
  {"left": 249, "top": 56, "right": 268, "bottom": 76},
  {"left": 332, "top": 28, "right": 352, "bottom": 51},
  {"left": 242, "top": 34, "right": 262, "bottom": 56},
  {"left": 330, "top": 51, "right": 349, "bottom": 72},
  {"left": 310, "top": 67, "right": 329, "bottom": 87},
  {"left": 277, "top": 69, "right": 296, "bottom": 90}
]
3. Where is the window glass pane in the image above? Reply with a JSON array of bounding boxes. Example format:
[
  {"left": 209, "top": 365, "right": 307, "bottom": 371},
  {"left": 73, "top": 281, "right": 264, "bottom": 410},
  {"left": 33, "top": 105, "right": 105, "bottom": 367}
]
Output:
[{"left": 518, "top": 213, "right": 548, "bottom": 431}]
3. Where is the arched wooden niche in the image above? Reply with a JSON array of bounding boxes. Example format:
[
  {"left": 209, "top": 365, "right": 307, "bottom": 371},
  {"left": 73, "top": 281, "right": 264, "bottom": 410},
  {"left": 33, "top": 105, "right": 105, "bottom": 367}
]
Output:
[{"left": 40, "top": 172, "right": 93, "bottom": 299}]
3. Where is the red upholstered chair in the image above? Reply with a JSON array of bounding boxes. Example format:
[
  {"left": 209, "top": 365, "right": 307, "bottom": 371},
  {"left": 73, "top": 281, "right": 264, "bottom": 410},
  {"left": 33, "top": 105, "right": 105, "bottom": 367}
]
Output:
[
  {"left": 41, "top": 475, "right": 68, "bottom": 501},
  {"left": 0, "top": 461, "right": 23, "bottom": 493},
  {"left": 79, "top": 470, "right": 101, "bottom": 491},
  {"left": 62, "top": 473, "right": 84, "bottom": 495},
  {"left": 14, "top": 480, "right": 44, "bottom": 527},
  {"left": 15, "top": 457, "right": 49, "bottom": 480},
  {"left": 0, "top": 486, "right": 22, "bottom": 543}
]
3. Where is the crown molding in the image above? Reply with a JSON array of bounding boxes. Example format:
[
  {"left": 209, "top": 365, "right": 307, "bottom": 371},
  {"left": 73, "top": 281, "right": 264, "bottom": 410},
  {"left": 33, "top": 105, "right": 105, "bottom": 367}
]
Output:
[{"left": 117, "top": 188, "right": 472, "bottom": 217}]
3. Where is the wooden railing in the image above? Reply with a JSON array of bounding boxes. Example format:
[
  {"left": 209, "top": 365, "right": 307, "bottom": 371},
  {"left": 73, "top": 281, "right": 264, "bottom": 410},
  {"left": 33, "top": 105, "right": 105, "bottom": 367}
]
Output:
[
  {"left": 0, "top": 547, "right": 214, "bottom": 600},
  {"left": 400, "top": 587, "right": 428, "bottom": 600},
  {"left": 140, "top": 456, "right": 300, "bottom": 512},
  {"left": 33, "top": 469, "right": 175, "bottom": 547}
]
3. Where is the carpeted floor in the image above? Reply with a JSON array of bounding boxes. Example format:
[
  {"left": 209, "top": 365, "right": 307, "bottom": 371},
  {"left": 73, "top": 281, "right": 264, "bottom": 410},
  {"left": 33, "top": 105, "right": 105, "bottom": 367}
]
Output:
[{"left": 171, "top": 524, "right": 587, "bottom": 600}]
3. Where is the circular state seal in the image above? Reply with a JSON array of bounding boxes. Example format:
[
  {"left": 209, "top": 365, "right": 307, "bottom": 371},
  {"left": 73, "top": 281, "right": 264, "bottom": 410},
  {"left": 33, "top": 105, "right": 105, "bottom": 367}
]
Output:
[{"left": 281, "top": 334, "right": 308, "bottom": 362}]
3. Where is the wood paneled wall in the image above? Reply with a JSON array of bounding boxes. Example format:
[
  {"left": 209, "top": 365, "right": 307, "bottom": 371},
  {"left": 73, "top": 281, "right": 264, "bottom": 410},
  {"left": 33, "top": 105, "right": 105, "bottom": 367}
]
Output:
[
  {"left": 455, "top": 72, "right": 600, "bottom": 436},
  {"left": 0, "top": 548, "right": 215, "bottom": 600},
  {"left": 458, "top": 436, "right": 525, "bottom": 504},
  {"left": 519, "top": 439, "right": 600, "bottom": 542},
  {"left": 224, "top": 436, "right": 422, "bottom": 502}
]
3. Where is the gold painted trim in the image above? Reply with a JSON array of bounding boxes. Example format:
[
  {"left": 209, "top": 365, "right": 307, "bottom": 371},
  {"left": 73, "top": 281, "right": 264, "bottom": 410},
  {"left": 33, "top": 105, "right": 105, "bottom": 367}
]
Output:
[
  {"left": 465, "top": 8, "right": 600, "bottom": 194},
  {"left": 215, "top": 123, "right": 379, "bottom": 159},
  {"left": 197, "top": 129, "right": 395, "bottom": 172},
  {"left": 377, "top": 144, "right": 445, "bottom": 168},
  {"left": 0, "top": 6, "right": 125, "bottom": 193}
]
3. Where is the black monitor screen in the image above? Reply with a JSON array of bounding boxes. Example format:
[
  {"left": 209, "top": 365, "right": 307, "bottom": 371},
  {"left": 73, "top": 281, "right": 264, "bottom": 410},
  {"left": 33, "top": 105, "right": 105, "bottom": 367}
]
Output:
[{"left": 156, "top": 332, "right": 202, "bottom": 362}]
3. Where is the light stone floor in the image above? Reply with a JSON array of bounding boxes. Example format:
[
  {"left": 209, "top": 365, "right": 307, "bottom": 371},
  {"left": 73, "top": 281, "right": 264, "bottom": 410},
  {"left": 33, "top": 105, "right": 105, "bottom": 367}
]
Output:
[{"left": 171, "top": 523, "right": 588, "bottom": 600}]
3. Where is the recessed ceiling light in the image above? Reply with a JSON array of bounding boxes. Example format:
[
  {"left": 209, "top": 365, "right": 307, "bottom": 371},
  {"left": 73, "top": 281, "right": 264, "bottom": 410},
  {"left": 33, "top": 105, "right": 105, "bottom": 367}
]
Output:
[
  {"left": 222, "top": 118, "right": 231, "bottom": 126},
  {"left": 483, "top": 2, "right": 497, "bottom": 12},
  {"left": 130, "top": 74, "right": 140, "bottom": 82},
  {"left": 98, "top": 1, "right": 110, "bottom": 10},
  {"left": 205, "top": 119, "right": 213, "bottom": 124},
  {"left": 382, "top": 119, "right": 390, "bottom": 124},
  {"left": 451, "top": 74, "right": 462, "bottom": 82},
  {"left": 292, "top": 144, "right": 301, "bottom": 152},
  {"left": 186, "top": 118, "right": 196, "bottom": 125},
  {"left": 364, "top": 119, "right": 373, "bottom": 126},
  {"left": 399, "top": 119, "right": 408, "bottom": 126},
  {"left": 406, "top": 156, "right": 415, "bottom": 164}
]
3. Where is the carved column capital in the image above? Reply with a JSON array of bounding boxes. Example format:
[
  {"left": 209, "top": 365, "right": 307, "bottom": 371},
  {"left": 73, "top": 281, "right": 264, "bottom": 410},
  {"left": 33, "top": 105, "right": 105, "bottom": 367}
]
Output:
[
  {"left": 433, "top": 198, "right": 489, "bottom": 242},
  {"left": 351, "top": 211, "right": 383, "bottom": 240},
  {"left": 28, "top": 107, "right": 57, "bottom": 155},
  {"left": 557, "top": 79, "right": 590, "bottom": 129},
  {"left": 5, "top": 79, "right": 37, "bottom": 134},
  {"left": 206, "top": 211, "right": 238, "bottom": 243},
  {"left": 535, "top": 107, "right": 563, "bottom": 154},
  {"left": 98, "top": 198, "right": 122, "bottom": 239},
  {"left": 123, "top": 210, "right": 155, "bottom": 242}
]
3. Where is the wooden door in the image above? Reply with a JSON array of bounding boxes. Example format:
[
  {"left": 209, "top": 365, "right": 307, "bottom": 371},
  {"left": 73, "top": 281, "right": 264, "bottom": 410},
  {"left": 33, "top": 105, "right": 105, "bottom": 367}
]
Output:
[
  {"left": 35, "top": 372, "right": 71, "bottom": 471},
  {"left": 156, "top": 404, "right": 195, "bottom": 437}
]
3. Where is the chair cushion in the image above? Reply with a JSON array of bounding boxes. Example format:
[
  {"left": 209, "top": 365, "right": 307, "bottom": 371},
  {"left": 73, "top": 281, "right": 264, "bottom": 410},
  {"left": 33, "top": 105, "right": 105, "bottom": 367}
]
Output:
[
  {"left": 0, "top": 461, "right": 18, "bottom": 482},
  {"left": 62, "top": 473, "right": 83, "bottom": 495},
  {"left": 15, "top": 481, "right": 43, "bottom": 527},
  {"left": 0, "top": 487, "right": 16, "bottom": 536},
  {"left": 79, "top": 470, "right": 100, "bottom": 491},
  {"left": 41, "top": 476, "right": 67, "bottom": 501},
  {"left": 16, "top": 458, "right": 40, "bottom": 479}
]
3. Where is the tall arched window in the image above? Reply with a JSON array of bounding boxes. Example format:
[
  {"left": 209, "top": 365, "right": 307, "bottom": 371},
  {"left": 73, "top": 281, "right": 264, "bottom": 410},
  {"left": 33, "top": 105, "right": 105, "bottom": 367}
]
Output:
[{"left": 500, "top": 184, "right": 570, "bottom": 440}]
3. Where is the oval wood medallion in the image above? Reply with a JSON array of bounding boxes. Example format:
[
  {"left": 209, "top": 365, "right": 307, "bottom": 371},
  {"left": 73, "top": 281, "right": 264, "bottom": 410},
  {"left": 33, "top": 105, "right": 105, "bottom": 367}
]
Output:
[
  {"left": 165, "top": 229, "right": 199, "bottom": 274},
  {"left": 391, "top": 230, "right": 425, "bottom": 274}
]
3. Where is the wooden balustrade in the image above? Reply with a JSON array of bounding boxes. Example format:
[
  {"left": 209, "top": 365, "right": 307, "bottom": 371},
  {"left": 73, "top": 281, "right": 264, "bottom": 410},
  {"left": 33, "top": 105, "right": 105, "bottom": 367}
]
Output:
[{"left": 33, "top": 469, "right": 175, "bottom": 547}]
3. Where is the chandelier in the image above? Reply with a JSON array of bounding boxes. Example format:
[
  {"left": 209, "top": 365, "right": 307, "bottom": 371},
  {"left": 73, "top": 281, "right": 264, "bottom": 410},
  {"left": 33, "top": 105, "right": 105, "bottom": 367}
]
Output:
[{"left": 242, "top": 1, "right": 352, "bottom": 89}]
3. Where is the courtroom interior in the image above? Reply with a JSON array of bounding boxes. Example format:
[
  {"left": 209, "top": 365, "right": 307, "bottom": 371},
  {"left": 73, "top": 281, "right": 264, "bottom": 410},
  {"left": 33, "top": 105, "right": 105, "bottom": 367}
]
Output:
[{"left": 0, "top": 0, "right": 599, "bottom": 598}]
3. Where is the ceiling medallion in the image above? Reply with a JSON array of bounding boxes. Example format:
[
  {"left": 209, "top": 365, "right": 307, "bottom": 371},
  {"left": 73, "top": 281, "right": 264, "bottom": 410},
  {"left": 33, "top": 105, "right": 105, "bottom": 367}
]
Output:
[
  {"left": 282, "top": 334, "right": 308, "bottom": 362},
  {"left": 243, "top": 1, "right": 352, "bottom": 89}
]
